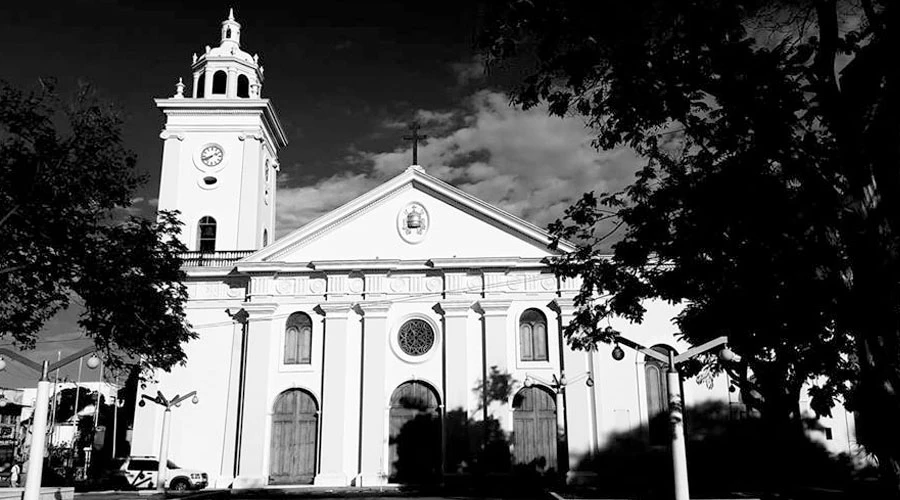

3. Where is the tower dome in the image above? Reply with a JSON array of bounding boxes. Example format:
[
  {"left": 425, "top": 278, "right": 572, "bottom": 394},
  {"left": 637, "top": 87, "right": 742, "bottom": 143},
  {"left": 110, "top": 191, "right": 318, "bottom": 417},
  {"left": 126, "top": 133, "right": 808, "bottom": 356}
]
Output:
[{"left": 185, "top": 9, "right": 264, "bottom": 99}]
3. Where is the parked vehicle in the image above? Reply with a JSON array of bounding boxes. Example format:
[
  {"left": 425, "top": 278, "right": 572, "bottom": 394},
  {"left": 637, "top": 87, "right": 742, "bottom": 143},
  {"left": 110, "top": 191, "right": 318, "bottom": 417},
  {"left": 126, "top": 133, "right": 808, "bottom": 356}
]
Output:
[{"left": 117, "top": 456, "right": 208, "bottom": 491}]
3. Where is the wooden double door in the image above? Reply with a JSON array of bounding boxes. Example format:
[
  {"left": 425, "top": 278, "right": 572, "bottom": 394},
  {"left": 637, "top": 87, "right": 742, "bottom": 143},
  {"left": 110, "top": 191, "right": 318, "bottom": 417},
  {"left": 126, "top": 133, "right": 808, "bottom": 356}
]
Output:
[
  {"left": 388, "top": 381, "right": 442, "bottom": 483},
  {"left": 512, "top": 387, "right": 558, "bottom": 471},
  {"left": 269, "top": 390, "right": 318, "bottom": 484}
]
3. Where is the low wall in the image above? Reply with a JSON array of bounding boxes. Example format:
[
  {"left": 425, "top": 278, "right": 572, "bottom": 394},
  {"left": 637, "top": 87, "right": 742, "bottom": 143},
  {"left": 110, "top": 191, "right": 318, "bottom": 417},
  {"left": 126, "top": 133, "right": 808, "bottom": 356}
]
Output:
[{"left": 0, "top": 487, "right": 74, "bottom": 500}]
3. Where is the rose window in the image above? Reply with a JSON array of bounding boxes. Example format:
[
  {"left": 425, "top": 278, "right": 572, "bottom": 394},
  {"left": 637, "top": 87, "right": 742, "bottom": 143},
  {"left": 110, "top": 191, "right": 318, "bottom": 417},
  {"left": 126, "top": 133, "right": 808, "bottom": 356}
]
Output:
[{"left": 397, "top": 319, "right": 435, "bottom": 356}]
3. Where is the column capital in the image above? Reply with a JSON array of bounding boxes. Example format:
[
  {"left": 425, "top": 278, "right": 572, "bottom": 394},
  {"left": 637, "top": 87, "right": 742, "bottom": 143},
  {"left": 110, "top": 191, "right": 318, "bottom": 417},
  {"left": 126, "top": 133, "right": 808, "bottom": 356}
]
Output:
[
  {"left": 550, "top": 297, "right": 577, "bottom": 317},
  {"left": 234, "top": 302, "right": 277, "bottom": 322},
  {"left": 353, "top": 301, "right": 391, "bottom": 319},
  {"left": 474, "top": 299, "right": 512, "bottom": 317},
  {"left": 315, "top": 302, "right": 353, "bottom": 319},
  {"left": 434, "top": 301, "right": 474, "bottom": 318}
]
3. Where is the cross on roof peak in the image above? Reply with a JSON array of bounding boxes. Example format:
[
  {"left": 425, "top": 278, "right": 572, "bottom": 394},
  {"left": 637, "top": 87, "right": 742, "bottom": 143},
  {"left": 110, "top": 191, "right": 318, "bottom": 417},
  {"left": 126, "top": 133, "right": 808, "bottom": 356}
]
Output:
[{"left": 402, "top": 122, "right": 428, "bottom": 166}]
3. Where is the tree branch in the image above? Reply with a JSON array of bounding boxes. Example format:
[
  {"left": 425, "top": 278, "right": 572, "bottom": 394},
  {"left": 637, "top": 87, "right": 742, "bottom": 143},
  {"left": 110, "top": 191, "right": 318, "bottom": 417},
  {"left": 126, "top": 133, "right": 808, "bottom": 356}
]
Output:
[
  {"left": 0, "top": 265, "right": 26, "bottom": 276},
  {"left": 813, "top": 0, "right": 841, "bottom": 100},
  {"left": 0, "top": 205, "right": 18, "bottom": 228}
]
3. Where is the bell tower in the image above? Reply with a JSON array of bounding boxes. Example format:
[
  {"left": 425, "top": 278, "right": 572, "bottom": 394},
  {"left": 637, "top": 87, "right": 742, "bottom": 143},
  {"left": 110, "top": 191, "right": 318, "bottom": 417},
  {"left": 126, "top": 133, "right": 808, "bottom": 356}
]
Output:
[{"left": 155, "top": 9, "right": 287, "bottom": 252}]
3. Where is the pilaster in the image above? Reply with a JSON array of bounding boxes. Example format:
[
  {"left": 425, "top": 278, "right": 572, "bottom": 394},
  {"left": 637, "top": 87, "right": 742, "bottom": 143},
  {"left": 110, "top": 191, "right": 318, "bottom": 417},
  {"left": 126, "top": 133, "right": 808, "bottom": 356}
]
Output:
[
  {"left": 236, "top": 132, "right": 263, "bottom": 250},
  {"left": 234, "top": 303, "right": 277, "bottom": 488},
  {"left": 218, "top": 308, "right": 248, "bottom": 486},
  {"left": 437, "top": 301, "right": 474, "bottom": 472},
  {"left": 314, "top": 303, "right": 357, "bottom": 486},
  {"left": 475, "top": 299, "right": 512, "bottom": 431},
  {"left": 552, "top": 298, "right": 598, "bottom": 478},
  {"left": 356, "top": 302, "right": 391, "bottom": 486}
]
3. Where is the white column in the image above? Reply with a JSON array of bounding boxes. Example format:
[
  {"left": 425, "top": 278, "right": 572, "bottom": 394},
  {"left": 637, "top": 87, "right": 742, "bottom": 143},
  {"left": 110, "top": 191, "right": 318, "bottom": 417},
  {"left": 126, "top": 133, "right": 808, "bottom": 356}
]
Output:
[
  {"left": 357, "top": 302, "right": 390, "bottom": 485},
  {"left": 227, "top": 68, "right": 238, "bottom": 98},
  {"left": 203, "top": 68, "right": 213, "bottom": 98},
  {"left": 315, "top": 303, "right": 355, "bottom": 486},
  {"left": 234, "top": 303, "right": 276, "bottom": 488},
  {"left": 475, "top": 300, "right": 511, "bottom": 429},
  {"left": 192, "top": 72, "right": 200, "bottom": 98},
  {"left": 554, "top": 298, "right": 594, "bottom": 477},
  {"left": 438, "top": 301, "right": 473, "bottom": 473},
  {"left": 219, "top": 310, "right": 247, "bottom": 485}
]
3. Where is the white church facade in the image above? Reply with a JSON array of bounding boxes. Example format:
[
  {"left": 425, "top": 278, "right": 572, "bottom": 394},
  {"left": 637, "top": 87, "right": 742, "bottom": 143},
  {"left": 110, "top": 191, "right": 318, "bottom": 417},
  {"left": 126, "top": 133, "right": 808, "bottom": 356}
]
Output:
[{"left": 131, "top": 12, "right": 860, "bottom": 488}]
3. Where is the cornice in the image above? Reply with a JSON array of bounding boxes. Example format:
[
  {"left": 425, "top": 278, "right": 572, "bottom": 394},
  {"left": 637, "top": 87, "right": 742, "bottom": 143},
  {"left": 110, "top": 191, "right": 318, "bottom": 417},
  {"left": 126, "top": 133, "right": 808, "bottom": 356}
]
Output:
[
  {"left": 155, "top": 98, "right": 287, "bottom": 149},
  {"left": 234, "top": 257, "right": 549, "bottom": 274}
]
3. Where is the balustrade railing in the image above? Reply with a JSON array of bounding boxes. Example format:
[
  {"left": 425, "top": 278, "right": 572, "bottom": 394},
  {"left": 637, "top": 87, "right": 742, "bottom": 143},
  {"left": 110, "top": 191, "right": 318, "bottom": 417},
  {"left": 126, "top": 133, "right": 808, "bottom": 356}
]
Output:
[{"left": 178, "top": 250, "right": 254, "bottom": 267}]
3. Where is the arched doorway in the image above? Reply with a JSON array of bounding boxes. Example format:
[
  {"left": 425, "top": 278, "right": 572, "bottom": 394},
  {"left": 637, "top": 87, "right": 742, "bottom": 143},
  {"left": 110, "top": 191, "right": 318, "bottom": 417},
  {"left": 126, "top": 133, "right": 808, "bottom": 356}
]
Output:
[
  {"left": 388, "top": 381, "right": 441, "bottom": 483},
  {"left": 269, "top": 389, "right": 318, "bottom": 484},
  {"left": 512, "top": 386, "right": 557, "bottom": 472}
]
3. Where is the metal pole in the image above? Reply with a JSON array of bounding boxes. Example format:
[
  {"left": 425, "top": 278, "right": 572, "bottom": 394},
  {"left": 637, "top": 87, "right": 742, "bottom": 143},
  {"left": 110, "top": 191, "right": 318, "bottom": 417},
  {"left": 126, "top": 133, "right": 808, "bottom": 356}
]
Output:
[
  {"left": 24, "top": 362, "right": 51, "bottom": 500},
  {"left": 555, "top": 387, "right": 567, "bottom": 474},
  {"left": 156, "top": 408, "right": 172, "bottom": 492},
  {"left": 71, "top": 357, "right": 83, "bottom": 462},
  {"left": 112, "top": 376, "right": 118, "bottom": 459},
  {"left": 111, "top": 401, "right": 118, "bottom": 458},
  {"left": 85, "top": 362, "right": 103, "bottom": 475},
  {"left": 668, "top": 350, "right": 689, "bottom": 500},
  {"left": 48, "top": 352, "right": 61, "bottom": 448}
]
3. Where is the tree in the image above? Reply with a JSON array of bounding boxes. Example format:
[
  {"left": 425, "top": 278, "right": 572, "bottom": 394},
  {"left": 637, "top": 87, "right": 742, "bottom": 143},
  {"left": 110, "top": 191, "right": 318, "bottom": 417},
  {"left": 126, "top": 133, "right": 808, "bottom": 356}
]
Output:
[
  {"left": 0, "top": 79, "right": 195, "bottom": 372},
  {"left": 480, "top": 0, "right": 900, "bottom": 491}
]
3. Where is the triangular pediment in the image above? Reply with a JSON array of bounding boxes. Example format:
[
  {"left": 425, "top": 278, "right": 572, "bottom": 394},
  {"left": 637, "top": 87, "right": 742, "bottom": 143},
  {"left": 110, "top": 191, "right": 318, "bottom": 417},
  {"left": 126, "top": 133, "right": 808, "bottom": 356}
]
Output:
[{"left": 243, "top": 166, "right": 574, "bottom": 266}]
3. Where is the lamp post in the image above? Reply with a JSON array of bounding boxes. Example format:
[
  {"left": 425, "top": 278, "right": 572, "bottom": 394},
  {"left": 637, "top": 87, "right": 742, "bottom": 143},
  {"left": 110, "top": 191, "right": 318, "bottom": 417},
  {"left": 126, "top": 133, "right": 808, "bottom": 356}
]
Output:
[
  {"left": 138, "top": 390, "right": 198, "bottom": 492},
  {"left": 610, "top": 335, "right": 733, "bottom": 500},
  {"left": 0, "top": 346, "right": 101, "bottom": 500},
  {"left": 523, "top": 371, "right": 594, "bottom": 475}
]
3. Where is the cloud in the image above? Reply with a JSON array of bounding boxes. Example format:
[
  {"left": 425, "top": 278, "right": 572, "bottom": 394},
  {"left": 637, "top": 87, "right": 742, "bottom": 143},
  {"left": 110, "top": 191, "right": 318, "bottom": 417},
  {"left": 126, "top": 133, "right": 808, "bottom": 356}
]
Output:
[
  {"left": 450, "top": 56, "right": 486, "bottom": 86},
  {"left": 276, "top": 90, "right": 641, "bottom": 240}
]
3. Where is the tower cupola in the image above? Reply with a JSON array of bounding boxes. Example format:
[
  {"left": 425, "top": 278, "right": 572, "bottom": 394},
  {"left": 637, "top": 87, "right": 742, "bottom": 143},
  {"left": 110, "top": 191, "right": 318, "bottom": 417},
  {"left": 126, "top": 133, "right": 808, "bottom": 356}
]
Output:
[
  {"left": 221, "top": 8, "right": 241, "bottom": 47},
  {"left": 183, "top": 9, "right": 264, "bottom": 99}
]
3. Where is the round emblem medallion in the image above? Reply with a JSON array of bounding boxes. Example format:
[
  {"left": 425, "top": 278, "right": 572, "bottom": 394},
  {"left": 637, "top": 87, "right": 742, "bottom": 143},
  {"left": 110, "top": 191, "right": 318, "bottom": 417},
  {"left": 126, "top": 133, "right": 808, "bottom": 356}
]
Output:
[
  {"left": 397, "top": 319, "right": 435, "bottom": 356},
  {"left": 397, "top": 202, "right": 429, "bottom": 244}
]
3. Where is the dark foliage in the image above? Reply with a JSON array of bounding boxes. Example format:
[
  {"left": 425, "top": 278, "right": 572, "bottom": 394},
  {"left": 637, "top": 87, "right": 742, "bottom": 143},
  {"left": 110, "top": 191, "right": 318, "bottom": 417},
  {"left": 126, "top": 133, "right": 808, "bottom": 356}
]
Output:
[
  {"left": 0, "top": 79, "right": 195, "bottom": 372},
  {"left": 480, "top": 0, "right": 900, "bottom": 490}
]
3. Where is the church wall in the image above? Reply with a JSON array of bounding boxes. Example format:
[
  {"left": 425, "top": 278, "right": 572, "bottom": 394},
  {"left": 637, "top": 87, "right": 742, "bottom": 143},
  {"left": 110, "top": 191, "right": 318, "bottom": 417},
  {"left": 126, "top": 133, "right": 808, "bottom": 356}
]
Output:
[{"left": 131, "top": 302, "right": 238, "bottom": 487}]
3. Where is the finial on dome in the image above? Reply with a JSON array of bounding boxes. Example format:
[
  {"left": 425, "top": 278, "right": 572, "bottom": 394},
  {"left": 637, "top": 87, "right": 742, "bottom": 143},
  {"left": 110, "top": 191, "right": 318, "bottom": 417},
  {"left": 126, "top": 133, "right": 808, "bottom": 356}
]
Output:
[
  {"left": 228, "top": 8, "right": 235, "bottom": 21},
  {"left": 174, "top": 78, "right": 185, "bottom": 99}
]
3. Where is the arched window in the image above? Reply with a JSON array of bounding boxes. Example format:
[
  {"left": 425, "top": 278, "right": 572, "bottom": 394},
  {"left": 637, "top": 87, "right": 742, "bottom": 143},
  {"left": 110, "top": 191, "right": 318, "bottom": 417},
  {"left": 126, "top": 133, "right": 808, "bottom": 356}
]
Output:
[
  {"left": 263, "top": 229, "right": 269, "bottom": 247},
  {"left": 645, "top": 344, "right": 676, "bottom": 445},
  {"left": 226, "top": 28, "right": 232, "bottom": 39},
  {"left": 284, "top": 312, "right": 312, "bottom": 364},
  {"left": 237, "top": 74, "right": 250, "bottom": 98},
  {"left": 197, "top": 216, "right": 216, "bottom": 252},
  {"left": 212, "top": 70, "right": 227, "bottom": 94},
  {"left": 196, "top": 73, "right": 205, "bottom": 98},
  {"left": 519, "top": 308, "right": 548, "bottom": 361}
]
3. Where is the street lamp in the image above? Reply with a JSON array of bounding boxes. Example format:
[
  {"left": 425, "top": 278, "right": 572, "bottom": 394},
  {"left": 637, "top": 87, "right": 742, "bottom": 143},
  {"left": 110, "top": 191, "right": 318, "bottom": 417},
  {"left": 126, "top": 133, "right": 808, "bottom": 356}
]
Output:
[
  {"left": 610, "top": 335, "right": 732, "bottom": 500},
  {"left": 0, "top": 346, "right": 100, "bottom": 500},
  {"left": 139, "top": 390, "right": 198, "bottom": 492}
]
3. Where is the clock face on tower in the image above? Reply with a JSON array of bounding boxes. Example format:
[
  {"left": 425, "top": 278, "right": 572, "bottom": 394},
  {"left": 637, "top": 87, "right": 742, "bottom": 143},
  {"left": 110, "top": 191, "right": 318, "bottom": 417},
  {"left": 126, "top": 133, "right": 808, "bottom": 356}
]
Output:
[{"left": 200, "top": 145, "right": 224, "bottom": 167}]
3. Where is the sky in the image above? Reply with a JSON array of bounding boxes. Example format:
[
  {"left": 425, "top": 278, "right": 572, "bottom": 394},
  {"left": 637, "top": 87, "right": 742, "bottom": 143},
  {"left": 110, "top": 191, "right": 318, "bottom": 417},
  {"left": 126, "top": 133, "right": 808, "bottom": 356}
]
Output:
[{"left": 0, "top": 1, "right": 641, "bottom": 387}]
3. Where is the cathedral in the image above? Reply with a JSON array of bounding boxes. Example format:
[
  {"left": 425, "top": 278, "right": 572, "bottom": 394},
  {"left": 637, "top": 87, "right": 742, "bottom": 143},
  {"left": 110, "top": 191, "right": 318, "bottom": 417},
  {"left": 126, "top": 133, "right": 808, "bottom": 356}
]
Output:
[{"left": 130, "top": 11, "right": 859, "bottom": 488}]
